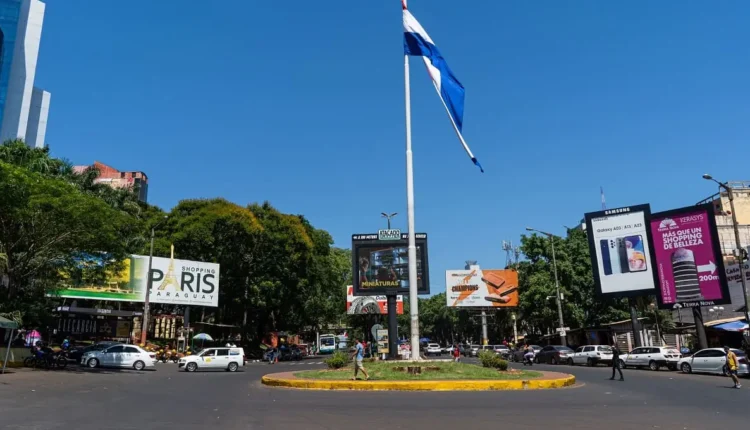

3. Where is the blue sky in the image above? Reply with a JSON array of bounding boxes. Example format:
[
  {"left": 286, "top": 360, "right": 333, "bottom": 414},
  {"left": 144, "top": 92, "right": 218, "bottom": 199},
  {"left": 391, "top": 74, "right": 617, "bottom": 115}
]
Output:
[{"left": 38, "top": 1, "right": 749, "bottom": 293}]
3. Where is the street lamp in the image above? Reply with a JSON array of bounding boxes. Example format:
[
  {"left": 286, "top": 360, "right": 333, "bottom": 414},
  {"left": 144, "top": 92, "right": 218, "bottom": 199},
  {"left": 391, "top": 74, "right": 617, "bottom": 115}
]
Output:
[
  {"left": 702, "top": 174, "right": 750, "bottom": 321},
  {"left": 708, "top": 306, "right": 725, "bottom": 320},
  {"left": 140, "top": 215, "right": 168, "bottom": 345},
  {"left": 526, "top": 227, "right": 567, "bottom": 345},
  {"left": 381, "top": 212, "right": 398, "bottom": 229}
]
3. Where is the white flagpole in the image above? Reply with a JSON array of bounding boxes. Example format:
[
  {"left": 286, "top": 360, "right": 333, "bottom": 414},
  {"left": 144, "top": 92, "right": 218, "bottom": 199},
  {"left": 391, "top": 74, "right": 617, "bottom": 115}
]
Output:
[{"left": 403, "top": 0, "right": 420, "bottom": 361}]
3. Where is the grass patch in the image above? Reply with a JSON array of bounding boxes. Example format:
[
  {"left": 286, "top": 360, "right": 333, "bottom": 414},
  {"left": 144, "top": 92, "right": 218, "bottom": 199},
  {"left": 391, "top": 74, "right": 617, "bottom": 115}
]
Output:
[{"left": 295, "top": 361, "right": 542, "bottom": 381}]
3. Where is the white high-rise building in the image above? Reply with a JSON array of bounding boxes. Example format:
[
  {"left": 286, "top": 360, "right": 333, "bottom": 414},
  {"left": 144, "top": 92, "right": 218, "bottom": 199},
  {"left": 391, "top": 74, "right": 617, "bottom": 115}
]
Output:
[{"left": 0, "top": 0, "right": 50, "bottom": 148}]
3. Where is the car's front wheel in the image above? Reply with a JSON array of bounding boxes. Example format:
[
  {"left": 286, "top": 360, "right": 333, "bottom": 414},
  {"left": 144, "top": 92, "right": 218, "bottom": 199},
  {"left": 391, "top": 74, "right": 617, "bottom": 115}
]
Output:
[
  {"left": 619, "top": 359, "right": 626, "bottom": 369},
  {"left": 681, "top": 363, "right": 692, "bottom": 374},
  {"left": 186, "top": 362, "right": 198, "bottom": 372},
  {"left": 87, "top": 358, "right": 99, "bottom": 368}
]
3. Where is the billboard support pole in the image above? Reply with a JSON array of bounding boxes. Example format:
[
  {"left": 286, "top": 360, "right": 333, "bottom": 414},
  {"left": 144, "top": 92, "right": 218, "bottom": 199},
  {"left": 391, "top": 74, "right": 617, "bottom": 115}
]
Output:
[
  {"left": 692, "top": 307, "right": 708, "bottom": 350},
  {"left": 404, "top": 53, "right": 421, "bottom": 360},
  {"left": 387, "top": 294, "right": 398, "bottom": 359},
  {"left": 140, "top": 228, "right": 156, "bottom": 346},
  {"left": 628, "top": 298, "right": 642, "bottom": 348},
  {"left": 480, "top": 310, "right": 488, "bottom": 345}
]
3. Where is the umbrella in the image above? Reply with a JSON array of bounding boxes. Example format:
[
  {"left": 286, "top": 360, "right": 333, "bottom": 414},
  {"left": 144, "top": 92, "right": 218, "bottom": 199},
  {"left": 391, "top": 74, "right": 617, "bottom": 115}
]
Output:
[
  {"left": 24, "top": 330, "right": 41, "bottom": 347},
  {"left": 713, "top": 321, "right": 749, "bottom": 332},
  {"left": 193, "top": 333, "right": 213, "bottom": 341},
  {"left": 419, "top": 337, "right": 430, "bottom": 343}
]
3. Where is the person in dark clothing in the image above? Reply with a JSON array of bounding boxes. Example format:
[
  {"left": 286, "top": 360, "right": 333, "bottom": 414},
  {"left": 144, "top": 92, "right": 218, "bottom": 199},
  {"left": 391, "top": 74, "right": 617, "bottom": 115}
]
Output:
[{"left": 609, "top": 343, "right": 624, "bottom": 381}]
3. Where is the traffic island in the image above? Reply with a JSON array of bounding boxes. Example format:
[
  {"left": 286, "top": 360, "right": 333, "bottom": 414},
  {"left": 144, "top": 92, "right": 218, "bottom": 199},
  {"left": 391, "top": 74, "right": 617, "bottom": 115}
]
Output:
[{"left": 261, "top": 361, "right": 575, "bottom": 391}]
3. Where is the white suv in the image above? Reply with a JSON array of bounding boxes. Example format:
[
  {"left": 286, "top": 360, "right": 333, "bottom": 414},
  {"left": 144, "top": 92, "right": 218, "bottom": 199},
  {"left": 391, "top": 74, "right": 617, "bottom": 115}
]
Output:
[
  {"left": 620, "top": 346, "right": 681, "bottom": 371},
  {"left": 425, "top": 343, "right": 442, "bottom": 356},
  {"left": 569, "top": 345, "right": 613, "bottom": 366},
  {"left": 179, "top": 347, "right": 246, "bottom": 372}
]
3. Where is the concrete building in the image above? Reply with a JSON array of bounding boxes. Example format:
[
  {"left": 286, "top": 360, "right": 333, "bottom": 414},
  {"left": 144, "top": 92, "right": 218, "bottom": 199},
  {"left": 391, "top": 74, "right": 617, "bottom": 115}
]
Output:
[
  {"left": 73, "top": 161, "right": 149, "bottom": 203},
  {"left": 0, "top": 0, "right": 50, "bottom": 148},
  {"left": 699, "top": 181, "right": 750, "bottom": 263}
]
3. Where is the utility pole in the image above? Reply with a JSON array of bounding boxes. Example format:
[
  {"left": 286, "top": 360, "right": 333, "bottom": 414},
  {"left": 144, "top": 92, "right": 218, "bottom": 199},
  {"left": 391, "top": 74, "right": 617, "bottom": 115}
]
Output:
[
  {"left": 526, "top": 227, "right": 566, "bottom": 345},
  {"left": 140, "top": 216, "right": 168, "bottom": 345}
]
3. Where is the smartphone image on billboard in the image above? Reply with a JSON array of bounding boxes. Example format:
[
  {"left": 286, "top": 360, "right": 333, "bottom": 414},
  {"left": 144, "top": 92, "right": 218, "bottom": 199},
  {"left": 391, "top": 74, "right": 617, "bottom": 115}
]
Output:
[
  {"left": 624, "top": 235, "right": 647, "bottom": 272},
  {"left": 609, "top": 239, "right": 624, "bottom": 274},
  {"left": 617, "top": 238, "right": 631, "bottom": 274},
  {"left": 600, "top": 239, "right": 612, "bottom": 275}
]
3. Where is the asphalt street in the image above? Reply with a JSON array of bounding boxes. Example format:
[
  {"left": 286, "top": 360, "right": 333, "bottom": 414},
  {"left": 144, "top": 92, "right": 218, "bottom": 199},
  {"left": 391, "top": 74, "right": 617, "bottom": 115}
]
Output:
[{"left": 0, "top": 357, "right": 746, "bottom": 430}]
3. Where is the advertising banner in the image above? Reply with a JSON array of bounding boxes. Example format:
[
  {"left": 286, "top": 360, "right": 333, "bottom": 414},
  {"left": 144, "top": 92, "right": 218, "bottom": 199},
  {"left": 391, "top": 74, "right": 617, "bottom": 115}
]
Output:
[
  {"left": 585, "top": 204, "right": 659, "bottom": 297},
  {"left": 446, "top": 266, "right": 519, "bottom": 307},
  {"left": 346, "top": 286, "right": 403, "bottom": 314},
  {"left": 351, "top": 233, "right": 430, "bottom": 296},
  {"left": 376, "top": 329, "right": 389, "bottom": 355},
  {"left": 51, "top": 247, "right": 220, "bottom": 307},
  {"left": 650, "top": 204, "right": 730, "bottom": 309}
]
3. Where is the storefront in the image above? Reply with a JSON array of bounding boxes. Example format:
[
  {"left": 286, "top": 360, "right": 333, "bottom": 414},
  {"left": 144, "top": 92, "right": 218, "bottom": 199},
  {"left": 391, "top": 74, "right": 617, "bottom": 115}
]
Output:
[{"left": 54, "top": 306, "right": 141, "bottom": 343}]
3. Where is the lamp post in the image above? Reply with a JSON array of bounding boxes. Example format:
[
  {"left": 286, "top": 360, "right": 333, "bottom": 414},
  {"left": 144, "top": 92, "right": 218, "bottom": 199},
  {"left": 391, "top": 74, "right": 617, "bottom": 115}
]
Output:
[
  {"left": 381, "top": 212, "right": 398, "bottom": 229},
  {"left": 140, "top": 215, "right": 168, "bottom": 345},
  {"left": 702, "top": 174, "right": 750, "bottom": 322},
  {"left": 526, "top": 227, "right": 566, "bottom": 345}
]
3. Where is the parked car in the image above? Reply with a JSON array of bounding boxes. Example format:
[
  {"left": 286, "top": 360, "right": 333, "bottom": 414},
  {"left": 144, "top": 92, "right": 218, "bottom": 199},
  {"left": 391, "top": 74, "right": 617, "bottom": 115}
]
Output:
[
  {"left": 535, "top": 345, "right": 574, "bottom": 364},
  {"left": 425, "top": 343, "right": 443, "bottom": 356},
  {"left": 179, "top": 347, "right": 246, "bottom": 372},
  {"left": 81, "top": 344, "right": 156, "bottom": 371},
  {"left": 70, "top": 341, "right": 122, "bottom": 363},
  {"left": 619, "top": 346, "right": 681, "bottom": 371},
  {"left": 493, "top": 345, "right": 512, "bottom": 360},
  {"left": 465, "top": 344, "right": 481, "bottom": 357},
  {"left": 568, "top": 345, "right": 613, "bottom": 366},
  {"left": 678, "top": 348, "right": 748, "bottom": 376}
]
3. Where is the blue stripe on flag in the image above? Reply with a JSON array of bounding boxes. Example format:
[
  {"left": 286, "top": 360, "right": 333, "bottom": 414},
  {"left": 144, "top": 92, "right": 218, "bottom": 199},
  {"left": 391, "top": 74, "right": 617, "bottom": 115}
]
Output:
[{"left": 404, "top": 31, "right": 465, "bottom": 132}]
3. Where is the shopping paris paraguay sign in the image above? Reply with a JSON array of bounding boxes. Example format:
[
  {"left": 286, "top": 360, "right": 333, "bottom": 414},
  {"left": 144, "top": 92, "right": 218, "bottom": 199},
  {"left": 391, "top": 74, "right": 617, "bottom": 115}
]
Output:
[{"left": 138, "top": 246, "right": 220, "bottom": 307}]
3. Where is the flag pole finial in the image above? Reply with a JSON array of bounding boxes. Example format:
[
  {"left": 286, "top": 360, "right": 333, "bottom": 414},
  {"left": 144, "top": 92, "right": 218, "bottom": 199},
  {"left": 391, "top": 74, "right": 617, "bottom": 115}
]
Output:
[{"left": 402, "top": 0, "right": 407, "bottom": 10}]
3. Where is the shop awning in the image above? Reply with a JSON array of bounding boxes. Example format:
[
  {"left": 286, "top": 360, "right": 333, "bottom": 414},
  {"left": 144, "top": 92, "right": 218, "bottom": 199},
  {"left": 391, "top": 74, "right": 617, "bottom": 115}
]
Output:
[
  {"left": 0, "top": 316, "right": 18, "bottom": 329},
  {"left": 712, "top": 321, "right": 749, "bottom": 332}
]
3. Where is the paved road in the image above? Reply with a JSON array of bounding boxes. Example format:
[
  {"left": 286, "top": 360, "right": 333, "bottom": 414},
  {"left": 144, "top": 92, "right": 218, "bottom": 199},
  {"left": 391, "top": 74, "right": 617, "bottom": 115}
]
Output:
[{"left": 0, "top": 358, "right": 746, "bottom": 429}]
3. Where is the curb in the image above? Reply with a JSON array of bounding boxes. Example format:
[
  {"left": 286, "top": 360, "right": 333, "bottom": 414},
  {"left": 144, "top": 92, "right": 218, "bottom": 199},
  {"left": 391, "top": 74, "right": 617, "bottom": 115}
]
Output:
[{"left": 261, "top": 372, "right": 576, "bottom": 391}]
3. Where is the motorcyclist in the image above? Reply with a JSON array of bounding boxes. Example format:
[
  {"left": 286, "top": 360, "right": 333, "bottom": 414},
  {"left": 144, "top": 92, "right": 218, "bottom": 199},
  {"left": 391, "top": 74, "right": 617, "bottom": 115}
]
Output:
[{"left": 523, "top": 344, "right": 534, "bottom": 365}]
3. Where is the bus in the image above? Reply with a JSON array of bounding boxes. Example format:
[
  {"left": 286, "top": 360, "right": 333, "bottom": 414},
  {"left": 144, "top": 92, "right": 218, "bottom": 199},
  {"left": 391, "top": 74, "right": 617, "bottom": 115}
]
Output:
[{"left": 319, "top": 334, "right": 336, "bottom": 354}]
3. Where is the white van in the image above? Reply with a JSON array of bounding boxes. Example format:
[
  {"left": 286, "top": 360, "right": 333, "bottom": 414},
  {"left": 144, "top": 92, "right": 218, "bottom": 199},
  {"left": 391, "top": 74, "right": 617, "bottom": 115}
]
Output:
[{"left": 179, "top": 347, "right": 245, "bottom": 372}]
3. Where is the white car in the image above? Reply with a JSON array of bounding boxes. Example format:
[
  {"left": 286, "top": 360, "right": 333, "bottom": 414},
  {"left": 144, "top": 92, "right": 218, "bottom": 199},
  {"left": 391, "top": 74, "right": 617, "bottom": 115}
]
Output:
[
  {"left": 425, "top": 343, "right": 442, "bottom": 356},
  {"left": 619, "top": 346, "right": 681, "bottom": 371},
  {"left": 81, "top": 344, "right": 156, "bottom": 371},
  {"left": 179, "top": 347, "right": 246, "bottom": 372},
  {"left": 568, "top": 345, "right": 614, "bottom": 366},
  {"left": 678, "top": 348, "right": 749, "bottom": 376}
]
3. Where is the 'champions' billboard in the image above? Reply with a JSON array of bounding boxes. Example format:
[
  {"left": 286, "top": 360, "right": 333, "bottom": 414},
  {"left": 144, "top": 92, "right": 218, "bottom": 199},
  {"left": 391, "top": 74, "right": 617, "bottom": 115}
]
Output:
[
  {"left": 650, "top": 204, "right": 730, "bottom": 309},
  {"left": 446, "top": 266, "right": 518, "bottom": 307}
]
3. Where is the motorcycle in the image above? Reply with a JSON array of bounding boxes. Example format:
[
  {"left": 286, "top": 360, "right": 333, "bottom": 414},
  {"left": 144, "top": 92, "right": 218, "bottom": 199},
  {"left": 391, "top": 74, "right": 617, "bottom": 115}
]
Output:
[{"left": 523, "top": 352, "right": 535, "bottom": 366}]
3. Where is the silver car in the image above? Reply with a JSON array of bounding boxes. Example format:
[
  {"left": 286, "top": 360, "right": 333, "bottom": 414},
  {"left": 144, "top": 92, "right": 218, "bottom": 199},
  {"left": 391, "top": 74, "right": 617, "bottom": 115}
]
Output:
[{"left": 678, "top": 348, "right": 748, "bottom": 376}]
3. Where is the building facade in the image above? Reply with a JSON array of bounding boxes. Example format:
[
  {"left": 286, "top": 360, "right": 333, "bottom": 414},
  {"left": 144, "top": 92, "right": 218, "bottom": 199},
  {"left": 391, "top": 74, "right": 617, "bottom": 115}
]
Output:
[
  {"left": 73, "top": 161, "right": 149, "bottom": 203},
  {"left": 0, "top": 0, "right": 50, "bottom": 148}
]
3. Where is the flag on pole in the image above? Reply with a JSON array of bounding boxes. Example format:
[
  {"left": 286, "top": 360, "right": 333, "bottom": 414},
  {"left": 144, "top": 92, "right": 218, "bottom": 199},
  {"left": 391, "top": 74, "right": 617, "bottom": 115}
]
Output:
[{"left": 402, "top": 2, "right": 483, "bottom": 172}]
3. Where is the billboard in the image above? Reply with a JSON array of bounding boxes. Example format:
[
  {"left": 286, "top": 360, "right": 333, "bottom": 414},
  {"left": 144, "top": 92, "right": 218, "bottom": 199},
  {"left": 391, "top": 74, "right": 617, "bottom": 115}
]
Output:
[
  {"left": 51, "top": 248, "right": 220, "bottom": 307},
  {"left": 585, "top": 204, "right": 659, "bottom": 297},
  {"left": 650, "top": 204, "right": 730, "bottom": 309},
  {"left": 346, "top": 286, "right": 403, "bottom": 314},
  {"left": 446, "top": 266, "right": 519, "bottom": 307},
  {"left": 52, "top": 255, "right": 146, "bottom": 302},
  {"left": 351, "top": 233, "right": 430, "bottom": 296}
]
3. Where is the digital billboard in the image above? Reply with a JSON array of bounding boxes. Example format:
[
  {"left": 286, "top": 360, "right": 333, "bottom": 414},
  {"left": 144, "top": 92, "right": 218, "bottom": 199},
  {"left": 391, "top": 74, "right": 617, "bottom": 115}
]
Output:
[
  {"left": 585, "top": 204, "right": 659, "bottom": 297},
  {"left": 346, "top": 286, "right": 403, "bottom": 314},
  {"left": 650, "top": 204, "right": 730, "bottom": 309},
  {"left": 351, "top": 233, "right": 430, "bottom": 296},
  {"left": 446, "top": 266, "right": 518, "bottom": 307}
]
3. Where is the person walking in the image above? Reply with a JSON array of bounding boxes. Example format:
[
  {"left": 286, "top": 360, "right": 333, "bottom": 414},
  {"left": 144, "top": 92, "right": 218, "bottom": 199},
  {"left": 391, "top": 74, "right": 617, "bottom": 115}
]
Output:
[
  {"left": 453, "top": 344, "right": 461, "bottom": 363},
  {"left": 351, "top": 338, "right": 369, "bottom": 381},
  {"left": 725, "top": 346, "right": 741, "bottom": 389},
  {"left": 610, "top": 343, "right": 624, "bottom": 381}
]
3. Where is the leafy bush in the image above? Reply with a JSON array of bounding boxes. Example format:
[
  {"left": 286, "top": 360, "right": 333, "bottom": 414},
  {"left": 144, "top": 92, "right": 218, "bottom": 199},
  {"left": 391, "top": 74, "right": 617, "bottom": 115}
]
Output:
[
  {"left": 324, "top": 351, "right": 350, "bottom": 369},
  {"left": 478, "top": 350, "right": 509, "bottom": 370}
]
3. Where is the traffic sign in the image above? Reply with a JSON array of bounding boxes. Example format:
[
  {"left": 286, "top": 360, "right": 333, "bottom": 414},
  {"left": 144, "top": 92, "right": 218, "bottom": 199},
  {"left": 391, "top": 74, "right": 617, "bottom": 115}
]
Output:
[
  {"left": 378, "top": 229, "right": 401, "bottom": 240},
  {"left": 559, "top": 331, "right": 567, "bottom": 337},
  {"left": 556, "top": 327, "right": 570, "bottom": 332}
]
